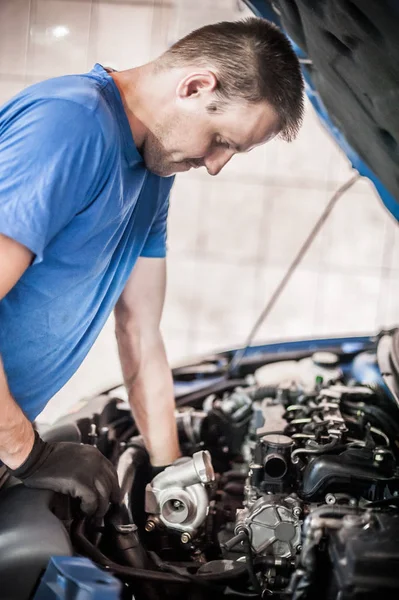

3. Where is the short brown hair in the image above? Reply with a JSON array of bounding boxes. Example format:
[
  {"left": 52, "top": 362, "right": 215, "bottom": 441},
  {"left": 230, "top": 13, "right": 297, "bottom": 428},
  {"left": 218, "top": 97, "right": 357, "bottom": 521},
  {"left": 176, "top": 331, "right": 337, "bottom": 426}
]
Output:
[{"left": 157, "top": 17, "right": 304, "bottom": 142}]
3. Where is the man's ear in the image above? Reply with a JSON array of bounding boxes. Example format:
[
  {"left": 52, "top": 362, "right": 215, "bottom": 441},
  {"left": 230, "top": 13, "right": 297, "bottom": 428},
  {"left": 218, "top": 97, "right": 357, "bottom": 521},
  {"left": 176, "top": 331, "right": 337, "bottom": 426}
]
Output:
[{"left": 176, "top": 71, "right": 218, "bottom": 99}]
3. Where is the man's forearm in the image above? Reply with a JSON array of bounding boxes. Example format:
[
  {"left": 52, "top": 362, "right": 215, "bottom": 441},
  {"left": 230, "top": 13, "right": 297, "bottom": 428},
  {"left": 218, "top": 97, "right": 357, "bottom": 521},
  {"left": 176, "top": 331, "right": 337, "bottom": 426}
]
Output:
[
  {"left": 116, "top": 324, "right": 180, "bottom": 466},
  {"left": 0, "top": 355, "right": 34, "bottom": 469}
]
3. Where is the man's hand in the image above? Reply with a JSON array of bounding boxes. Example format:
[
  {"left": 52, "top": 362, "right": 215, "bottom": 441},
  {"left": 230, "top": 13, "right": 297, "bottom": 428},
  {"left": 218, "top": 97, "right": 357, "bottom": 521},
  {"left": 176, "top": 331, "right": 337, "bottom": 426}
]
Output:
[{"left": 9, "top": 431, "right": 120, "bottom": 519}]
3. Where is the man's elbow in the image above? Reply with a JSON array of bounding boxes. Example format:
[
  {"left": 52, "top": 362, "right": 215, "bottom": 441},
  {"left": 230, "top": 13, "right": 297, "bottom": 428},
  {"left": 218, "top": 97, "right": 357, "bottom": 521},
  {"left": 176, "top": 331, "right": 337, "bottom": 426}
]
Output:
[
  {"left": 114, "top": 306, "right": 140, "bottom": 346},
  {"left": 114, "top": 305, "right": 162, "bottom": 353}
]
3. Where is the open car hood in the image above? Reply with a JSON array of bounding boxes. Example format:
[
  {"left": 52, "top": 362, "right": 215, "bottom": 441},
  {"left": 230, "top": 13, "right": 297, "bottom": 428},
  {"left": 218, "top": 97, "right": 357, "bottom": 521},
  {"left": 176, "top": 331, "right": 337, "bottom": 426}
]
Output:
[{"left": 245, "top": 0, "right": 399, "bottom": 219}]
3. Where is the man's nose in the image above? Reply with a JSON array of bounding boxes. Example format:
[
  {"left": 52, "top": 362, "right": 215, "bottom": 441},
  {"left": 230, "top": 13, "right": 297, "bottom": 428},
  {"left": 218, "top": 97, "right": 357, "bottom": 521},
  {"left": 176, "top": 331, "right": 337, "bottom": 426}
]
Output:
[{"left": 204, "top": 148, "right": 235, "bottom": 176}]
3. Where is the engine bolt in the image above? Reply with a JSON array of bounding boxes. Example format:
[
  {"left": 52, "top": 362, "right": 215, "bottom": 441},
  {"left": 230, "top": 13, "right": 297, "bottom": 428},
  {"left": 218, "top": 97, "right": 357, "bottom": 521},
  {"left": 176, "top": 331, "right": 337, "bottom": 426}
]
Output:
[
  {"left": 325, "top": 493, "right": 336, "bottom": 505},
  {"left": 375, "top": 454, "right": 384, "bottom": 462},
  {"left": 145, "top": 520, "right": 156, "bottom": 532},
  {"left": 293, "top": 507, "right": 302, "bottom": 518},
  {"left": 296, "top": 545, "right": 302, "bottom": 553},
  {"left": 173, "top": 500, "right": 184, "bottom": 511},
  {"left": 181, "top": 532, "right": 192, "bottom": 544},
  {"left": 349, "top": 498, "right": 357, "bottom": 507}
]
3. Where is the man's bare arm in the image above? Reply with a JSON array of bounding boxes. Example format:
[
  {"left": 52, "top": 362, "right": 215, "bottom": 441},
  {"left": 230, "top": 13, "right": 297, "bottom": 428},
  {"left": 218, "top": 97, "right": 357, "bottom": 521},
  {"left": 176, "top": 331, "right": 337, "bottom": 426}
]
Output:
[
  {"left": 0, "top": 233, "right": 35, "bottom": 469},
  {"left": 114, "top": 256, "right": 180, "bottom": 466}
]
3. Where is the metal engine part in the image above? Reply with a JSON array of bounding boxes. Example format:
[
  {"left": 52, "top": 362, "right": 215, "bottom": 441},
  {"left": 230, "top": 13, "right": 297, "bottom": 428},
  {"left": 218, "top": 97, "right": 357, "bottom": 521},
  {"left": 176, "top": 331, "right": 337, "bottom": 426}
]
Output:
[
  {"left": 235, "top": 494, "right": 302, "bottom": 558},
  {"left": 202, "top": 388, "right": 253, "bottom": 454},
  {"left": 251, "top": 433, "right": 295, "bottom": 494},
  {"left": 145, "top": 450, "right": 215, "bottom": 535}
]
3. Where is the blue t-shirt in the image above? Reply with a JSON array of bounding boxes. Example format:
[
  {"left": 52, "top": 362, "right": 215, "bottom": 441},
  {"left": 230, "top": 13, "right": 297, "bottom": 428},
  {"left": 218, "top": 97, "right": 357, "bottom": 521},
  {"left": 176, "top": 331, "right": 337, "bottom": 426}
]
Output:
[{"left": 0, "top": 63, "right": 174, "bottom": 421}]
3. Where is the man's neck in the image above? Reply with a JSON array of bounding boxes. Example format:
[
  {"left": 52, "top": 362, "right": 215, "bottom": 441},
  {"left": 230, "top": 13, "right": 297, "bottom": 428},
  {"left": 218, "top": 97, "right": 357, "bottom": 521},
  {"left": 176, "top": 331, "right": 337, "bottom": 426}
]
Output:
[{"left": 110, "top": 67, "right": 148, "bottom": 150}]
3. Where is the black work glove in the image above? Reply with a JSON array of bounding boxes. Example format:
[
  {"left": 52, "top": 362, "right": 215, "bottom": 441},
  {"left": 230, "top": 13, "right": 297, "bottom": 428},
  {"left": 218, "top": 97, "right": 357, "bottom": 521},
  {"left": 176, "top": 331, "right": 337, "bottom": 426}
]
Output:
[
  {"left": 151, "top": 464, "right": 169, "bottom": 478},
  {"left": 128, "top": 436, "right": 169, "bottom": 481},
  {"left": 9, "top": 431, "right": 120, "bottom": 519}
]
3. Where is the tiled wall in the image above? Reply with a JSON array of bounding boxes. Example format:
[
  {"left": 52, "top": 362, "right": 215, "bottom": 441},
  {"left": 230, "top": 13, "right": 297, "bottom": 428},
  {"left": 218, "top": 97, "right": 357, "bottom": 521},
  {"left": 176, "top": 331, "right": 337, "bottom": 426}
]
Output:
[{"left": 0, "top": 0, "right": 397, "bottom": 421}]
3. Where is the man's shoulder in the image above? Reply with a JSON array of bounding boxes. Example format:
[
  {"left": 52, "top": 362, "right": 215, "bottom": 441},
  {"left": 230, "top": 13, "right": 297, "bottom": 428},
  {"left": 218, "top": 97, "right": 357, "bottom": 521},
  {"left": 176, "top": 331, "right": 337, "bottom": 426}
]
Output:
[{"left": 18, "top": 70, "right": 117, "bottom": 139}]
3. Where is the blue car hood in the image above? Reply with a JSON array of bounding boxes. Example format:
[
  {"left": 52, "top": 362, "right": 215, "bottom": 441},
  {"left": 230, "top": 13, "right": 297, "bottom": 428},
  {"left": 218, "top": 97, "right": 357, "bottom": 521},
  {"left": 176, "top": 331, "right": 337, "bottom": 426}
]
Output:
[{"left": 245, "top": 1, "right": 399, "bottom": 220}]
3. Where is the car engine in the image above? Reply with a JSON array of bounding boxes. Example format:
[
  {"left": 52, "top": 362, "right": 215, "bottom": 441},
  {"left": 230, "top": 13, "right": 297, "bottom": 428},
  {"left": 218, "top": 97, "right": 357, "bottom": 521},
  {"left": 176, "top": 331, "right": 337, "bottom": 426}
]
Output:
[{"left": 2, "top": 331, "right": 399, "bottom": 599}]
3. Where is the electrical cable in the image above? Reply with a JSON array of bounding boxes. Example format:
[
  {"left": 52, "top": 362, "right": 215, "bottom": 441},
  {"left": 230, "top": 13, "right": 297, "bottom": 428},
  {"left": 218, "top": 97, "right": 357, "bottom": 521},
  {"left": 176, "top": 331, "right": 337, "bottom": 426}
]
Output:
[
  {"left": 244, "top": 533, "right": 262, "bottom": 596},
  {"left": 227, "top": 172, "right": 361, "bottom": 376}
]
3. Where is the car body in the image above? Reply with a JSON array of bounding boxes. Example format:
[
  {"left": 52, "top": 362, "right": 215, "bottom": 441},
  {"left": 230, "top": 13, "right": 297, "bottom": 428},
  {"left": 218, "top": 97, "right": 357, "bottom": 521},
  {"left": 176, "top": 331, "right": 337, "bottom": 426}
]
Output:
[{"left": 1, "top": 2, "right": 399, "bottom": 599}]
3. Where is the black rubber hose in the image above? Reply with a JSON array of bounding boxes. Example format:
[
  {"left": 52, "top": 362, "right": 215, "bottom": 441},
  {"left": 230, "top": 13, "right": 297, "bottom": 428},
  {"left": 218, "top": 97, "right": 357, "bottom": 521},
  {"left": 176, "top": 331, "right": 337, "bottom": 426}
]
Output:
[
  {"left": 117, "top": 440, "right": 150, "bottom": 530},
  {"left": 74, "top": 520, "right": 242, "bottom": 591},
  {"left": 104, "top": 504, "right": 152, "bottom": 570},
  {"left": 176, "top": 379, "right": 247, "bottom": 409},
  {"left": 222, "top": 471, "right": 247, "bottom": 481},
  {"left": 244, "top": 535, "right": 262, "bottom": 596},
  {"left": 72, "top": 520, "right": 191, "bottom": 584},
  {"left": 249, "top": 386, "right": 278, "bottom": 401},
  {"left": 151, "top": 559, "right": 242, "bottom": 590},
  {"left": 342, "top": 401, "right": 399, "bottom": 441},
  {"left": 73, "top": 521, "right": 255, "bottom": 589},
  {"left": 223, "top": 482, "right": 245, "bottom": 496}
]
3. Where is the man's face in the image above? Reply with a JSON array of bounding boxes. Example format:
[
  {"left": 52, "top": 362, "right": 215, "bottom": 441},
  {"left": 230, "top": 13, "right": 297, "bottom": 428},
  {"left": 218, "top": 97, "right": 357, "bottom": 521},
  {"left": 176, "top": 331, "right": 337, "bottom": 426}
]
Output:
[{"left": 141, "top": 79, "right": 280, "bottom": 177}]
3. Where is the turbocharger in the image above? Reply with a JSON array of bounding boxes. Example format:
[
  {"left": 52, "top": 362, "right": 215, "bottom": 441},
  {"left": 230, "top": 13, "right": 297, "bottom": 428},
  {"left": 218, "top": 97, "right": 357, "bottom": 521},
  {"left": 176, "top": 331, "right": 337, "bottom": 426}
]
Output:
[{"left": 145, "top": 451, "right": 215, "bottom": 537}]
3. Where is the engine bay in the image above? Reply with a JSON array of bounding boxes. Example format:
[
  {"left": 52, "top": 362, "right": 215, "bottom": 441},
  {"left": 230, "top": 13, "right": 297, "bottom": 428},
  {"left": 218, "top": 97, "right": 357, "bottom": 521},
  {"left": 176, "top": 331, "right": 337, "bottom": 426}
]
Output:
[{"left": 2, "top": 330, "right": 399, "bottom": 599}]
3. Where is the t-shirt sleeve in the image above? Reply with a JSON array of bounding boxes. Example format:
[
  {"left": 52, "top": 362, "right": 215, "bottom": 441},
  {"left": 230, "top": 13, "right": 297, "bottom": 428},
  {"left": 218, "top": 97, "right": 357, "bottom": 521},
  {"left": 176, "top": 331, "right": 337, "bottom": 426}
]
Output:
[
  {"left": 0, "top": 96, "right": 106, "bottom": 263},
  {"left": 140, "top": 178, "right": 174, "bottom": 259}
]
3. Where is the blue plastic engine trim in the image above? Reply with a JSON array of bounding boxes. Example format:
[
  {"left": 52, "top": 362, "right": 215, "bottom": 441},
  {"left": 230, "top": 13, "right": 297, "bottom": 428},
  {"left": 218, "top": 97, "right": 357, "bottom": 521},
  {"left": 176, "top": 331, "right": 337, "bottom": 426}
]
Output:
[
  {"left": 230, "top": 335, "right": 373, "bottom": 359},
  {"left": 173, "top": 335, "right": 375, "bottom": 396},
  {"left": 351, "top": 351, "right": 386, "bottom": 388},
  {"left": 33, "top": 556, "right": 121, "bottom": 599},
  {"left": 226, "top": 335, "right": 375, "bottom": 375},
  {"left": 243, "top": 1, "right": 399, "bottom": 221}
]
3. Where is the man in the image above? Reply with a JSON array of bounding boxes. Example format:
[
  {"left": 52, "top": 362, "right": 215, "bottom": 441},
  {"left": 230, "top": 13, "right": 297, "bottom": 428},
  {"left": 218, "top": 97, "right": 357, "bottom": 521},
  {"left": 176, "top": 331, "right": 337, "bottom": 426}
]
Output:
[{"left": 0, "top": 18, "right": 304, "bottom": 518}]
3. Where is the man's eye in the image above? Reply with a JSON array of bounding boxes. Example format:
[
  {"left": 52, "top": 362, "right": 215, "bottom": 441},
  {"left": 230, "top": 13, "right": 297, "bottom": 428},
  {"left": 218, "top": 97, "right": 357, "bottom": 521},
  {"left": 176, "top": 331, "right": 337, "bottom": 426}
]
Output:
[{"left": 217, "top": 138, "right": 230, "bottom": 149}]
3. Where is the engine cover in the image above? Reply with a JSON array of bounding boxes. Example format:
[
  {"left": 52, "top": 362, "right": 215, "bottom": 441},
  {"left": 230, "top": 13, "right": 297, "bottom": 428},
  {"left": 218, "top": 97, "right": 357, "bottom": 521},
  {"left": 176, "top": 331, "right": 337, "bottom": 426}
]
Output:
[
  {"left": 326, "top": 512, "right": 399, "bottom": 599},
  {"left": 0, "top": 484, "right": 73, "bottom": 600}
]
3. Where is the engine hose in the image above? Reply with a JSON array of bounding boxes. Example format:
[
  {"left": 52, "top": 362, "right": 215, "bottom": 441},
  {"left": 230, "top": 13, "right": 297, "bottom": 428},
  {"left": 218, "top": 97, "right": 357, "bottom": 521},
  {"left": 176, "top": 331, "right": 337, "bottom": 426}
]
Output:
[
  {"left": 116, "top": 440, "right": 150, "bottom": 529},
  {"left": 224, "top": 481, "right": 245, "bottom": 496},
  {"left": 73, "top": 520, "right": 167, "bottom": 600},
  {"left": 342, "top": 402, "right": 399, "bottom": 442},
  {"left": 109, "top": 425, "right": 140, "bottom": 464},
  {"left": 104, "top": 504, "right": 152, "bottom": 570},
  {"left": 176, "top": 379, "right": 247, "bottom": 409},
  {"left": 249, "top": 386, "right": 278, "bottom": 401},
  {"left": 244, "top": 535, "right": 262, "bottom": 596},
  {"left": 222, "top": 470, "right": 247, "bottom": 481},
  {"left": 342, "top": 407, "right": 399, "bottom": 452},
  {"left": 72, "top": 520, "right": 250, "bottom": 590},
  {"left": 356, "top": 384, "right": 399, "bottom": 420},
  {"left": 291, "top": 436, "right": 341, "bottom": 463},
  {"left": 72, "top": 520, "right": 202, "bottom": 586},
  {"left": 149, "top": 552, "right": 253, "bottom": 588}
]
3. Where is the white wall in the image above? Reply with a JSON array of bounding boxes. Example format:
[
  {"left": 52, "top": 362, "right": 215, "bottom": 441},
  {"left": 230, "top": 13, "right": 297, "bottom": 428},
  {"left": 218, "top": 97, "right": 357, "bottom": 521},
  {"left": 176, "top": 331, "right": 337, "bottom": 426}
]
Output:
[{"left": 0, "top": 0, "right": 397, "bottom": 422}]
